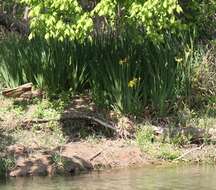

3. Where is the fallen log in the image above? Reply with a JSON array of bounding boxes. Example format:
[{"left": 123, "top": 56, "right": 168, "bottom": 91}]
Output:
[
  {"left": 2, "top": 83, "right": 32, "bottom": 98},
  {"left": 20, "top": 115, "right": 117, "bottom": 132}
]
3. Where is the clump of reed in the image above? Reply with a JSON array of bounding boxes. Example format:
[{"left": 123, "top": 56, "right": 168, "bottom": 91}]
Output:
[{"left": 0, "top": 33, "right": 197, "bottom": 115}]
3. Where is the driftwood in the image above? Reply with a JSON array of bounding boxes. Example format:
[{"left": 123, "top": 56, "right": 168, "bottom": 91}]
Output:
[
  {"left": 174, "top": 144, "right": 205, "bottom": 161},
  {"left": 2, "top": 83, "right": 32, "bottom": 98},
  {"left": 21, "top": 115, "right": 117, "bottom": 132}
]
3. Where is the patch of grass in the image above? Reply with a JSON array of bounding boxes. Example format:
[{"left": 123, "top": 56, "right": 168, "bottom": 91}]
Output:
[
  {"left": 50, "top": 152, "right": 64, "bottom": 168},
  {"left": 0, "top": 156, "right": 15, "bottom": 177},
  {"left": 175, "top": 103, "right": 216, "bottom": 130},
  {"left": 197, "top": 117, "right": 216, "bottom": 129},
  {"left": 136, "top": 125, "right": 181, "bottom": 160},
  {"left": 0, "top": 99, "right": 26, "bottom": 117},
  {"left": 33, "top": 95, "right": 70, "bottom": 119},
  {"left": 0, "top": 98, "right": 33, "bottom": 120},
  {"left": 138, "top": 141, "right": 181, "bottom": 161},
  {"left": 176, "top": 105, "right": 197, "bottom": 128},
  {"left": 0, "top": 37, "right": 89, "bottom": 93},
  {"left": 0, "top": 130, "right": 15, "bottom": 152},
  {"left": 0, "top": 94, "right": 71, "bottom": 127},
  {"left": 84, "top": 134, "right": 104, "bottom": 144},
  {"left": 136, "top": 124, "right": 155, "bottom": 144},
  {"left": 10, "top": 106, "right": 25, "bottom": 117},
  {"left": 33, "top": 100, "right": 60, "bottom": 119},
  {"left": 169, "top": 131, "right": 193, "bottom": 146},
  {"left": 12, "top": 99, "right": 32, "bottom": 110},
  {"left": 11, "top": 122, "right": 67, "bottom": 149}
]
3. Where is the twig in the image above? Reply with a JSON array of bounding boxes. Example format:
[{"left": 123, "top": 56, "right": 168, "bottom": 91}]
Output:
[
  {"left": 89, "top": 149, "right": 105, "bottom": 161},
  {"left": 174, "top": 144, "right": 205, "bottom": 161}
]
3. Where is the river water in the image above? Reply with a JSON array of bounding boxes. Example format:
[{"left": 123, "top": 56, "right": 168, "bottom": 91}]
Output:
[{"left": 0, "top": 165, "right": 216, "bottom": 190}]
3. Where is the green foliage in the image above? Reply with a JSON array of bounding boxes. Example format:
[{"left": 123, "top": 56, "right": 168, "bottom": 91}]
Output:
[
  {"left": 180, "top": 0, "right": 216, "bottom": 39},
  {"left": 33, "top": 100, "right": 60, "bottom": 119},
  {"left": 89, "top": 33, "right": 193, "bottom": 114},
  {"left": 191, "top": 46, "right": 216, "bottom": 98},
  {"left": 0, "top": 32, "right": 194, "bottom": 115},
  {"left": 93, "top": 35, "right": 190, "bottom": 115},
  {"left": 136, "top": 124, "right": 155, "bottom": 144},
  {"left": 0, "top": 99, "right": 28, "bottom": 118},
  {"left": 178, "top": 45, "right": 216, "bottom": 114},
  {"left": 33, "top": 95, "right": 70, "bottom": 119},
  {"left": 136, "top": 125, "right": 181, "bottom": 160},
  {"left": 89, "top": 35, "right": 144, "bottom": 113},
  {"left": 50, "top": 152, "right": 64, "bottom": 168},
  {"left": 0, "top": 36, "right": 89, "bottom": 93},
  {"left": 0, "top": 156, "right": 15, "bottom": 177},
  {"left": 169, "top": 129, "right": 193, "bottom": 146},
  {"left": 20, "top": 0, "right": 183, "bottom": 41}
]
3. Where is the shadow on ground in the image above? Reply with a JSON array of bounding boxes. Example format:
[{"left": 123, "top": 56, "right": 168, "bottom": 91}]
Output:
[
  {"left": 59, "top": 95, "right": 116, "bottom": 141},
  {"left": 9, "top": 151, "right": 93, "bottom": 177},
  {"left": 0, "top": 129, "right": 15, "bottom": 153}
]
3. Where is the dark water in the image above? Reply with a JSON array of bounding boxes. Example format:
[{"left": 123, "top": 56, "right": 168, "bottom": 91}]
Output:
[{"left": 0, "top": 165, "right": 216, "bottom": 190}]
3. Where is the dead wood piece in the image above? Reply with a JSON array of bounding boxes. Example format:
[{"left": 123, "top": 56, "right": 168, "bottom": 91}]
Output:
[
  {"left": 174, "top": 144, "right": 205, "bottom": 161},
  {"left": 21, "top": 115, "right": 117, "bottom": 132},
  {"left": 2, "top": 83, "right": 32, "bottom": 98},
  {"left": 89, "top": 149, "right": 105, "bottom": 161}
]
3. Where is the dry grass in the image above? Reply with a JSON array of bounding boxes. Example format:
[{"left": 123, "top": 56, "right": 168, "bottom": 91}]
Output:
[{"left": 193, "top": 46, "right": 216, "bottom": 97}]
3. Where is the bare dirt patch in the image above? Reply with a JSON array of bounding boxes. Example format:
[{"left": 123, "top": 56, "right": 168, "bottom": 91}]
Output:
[{"left": 7, "top": 140, "right": 152, "bottom": 177}]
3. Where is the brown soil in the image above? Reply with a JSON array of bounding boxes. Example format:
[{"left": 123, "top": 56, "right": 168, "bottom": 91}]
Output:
[
  {"left": 0, "top": 95, "right": 153, "bottom": 177},
  {"left": 7, "top": 140, "right": 154, "bottom": 177}
]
